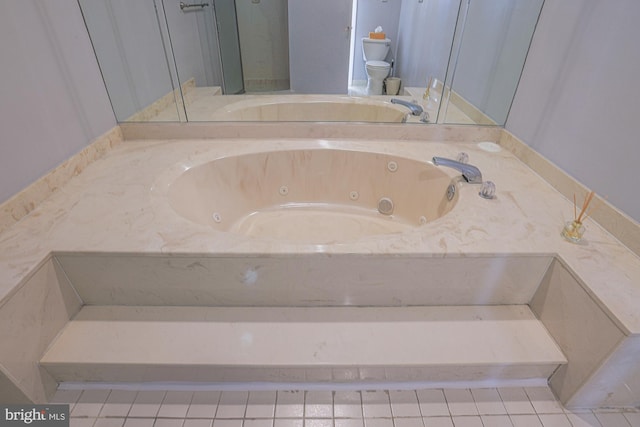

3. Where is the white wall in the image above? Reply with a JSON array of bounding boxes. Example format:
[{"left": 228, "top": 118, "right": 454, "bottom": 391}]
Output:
[
  {"left": 0, "top": 1, "right": 115, "bottom": 204},
  {"left": 288, "top": 1, "right": 354, "bottom": 93},
  {"left": 394, "top": 0, "right": 459, "bottom": 87},
  {"left": 507, "top": 0, "right": 640, "bottom": 223}
]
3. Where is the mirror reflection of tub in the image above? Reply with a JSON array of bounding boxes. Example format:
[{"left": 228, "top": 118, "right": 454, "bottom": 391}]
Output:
[
  {"left": 167, "top": 149, "right": 459, "bottom": 243},
  {"left": 209, "top": 96, "right": 409, "bottom": 122}
]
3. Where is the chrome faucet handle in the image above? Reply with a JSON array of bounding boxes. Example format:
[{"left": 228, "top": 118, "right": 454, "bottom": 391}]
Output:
[
  {"left": 456, "top": 152, "right": 469, "bottom": 164},
  {"left": 479, "top": 181, "right": 496, "bottom": 199}
]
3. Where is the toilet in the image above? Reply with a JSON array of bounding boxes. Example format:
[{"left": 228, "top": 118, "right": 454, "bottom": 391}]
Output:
[{"left": 362, "top": 37, "right": 391, "bottom": 95}]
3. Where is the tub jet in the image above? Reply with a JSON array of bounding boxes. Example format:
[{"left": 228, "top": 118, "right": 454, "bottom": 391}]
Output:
[{"left": 378, "top": 197, "right": 394, "bottom": 215}]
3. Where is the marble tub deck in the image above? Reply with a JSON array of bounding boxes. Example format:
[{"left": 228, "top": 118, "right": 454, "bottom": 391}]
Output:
[{"left": 0, "top": 137, "right": 639, "bottom": 407}]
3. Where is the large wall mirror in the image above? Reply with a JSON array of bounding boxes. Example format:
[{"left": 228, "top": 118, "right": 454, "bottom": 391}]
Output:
[{"left": 78, "top": 0, "right": 543, "bottom": 126}]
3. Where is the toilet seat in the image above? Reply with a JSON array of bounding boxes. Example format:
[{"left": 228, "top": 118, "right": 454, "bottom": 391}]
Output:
[{"left": 366, "top": 60, "right": 390, "bottom": 69}]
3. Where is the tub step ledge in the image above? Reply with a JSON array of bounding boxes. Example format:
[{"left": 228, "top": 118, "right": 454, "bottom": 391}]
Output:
[{"left": 40, "top": 305, "right": 566, "bottom": 385}]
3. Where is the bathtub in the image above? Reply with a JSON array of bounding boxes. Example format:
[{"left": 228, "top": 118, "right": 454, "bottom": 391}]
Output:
[
  {"left": 209, "top": 95, "right": 408, "bottom": 122},
  {"left": 167, "top": 148, "right": 459, "bottom": 243}
]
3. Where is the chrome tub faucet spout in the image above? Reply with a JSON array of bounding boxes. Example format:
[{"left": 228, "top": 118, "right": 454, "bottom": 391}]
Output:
[
  {"left": 432, "top": 156, "right": 483, "bottom": 184},
  {"left": 390, "top": 98, "right": 423, "bottom": 116}
]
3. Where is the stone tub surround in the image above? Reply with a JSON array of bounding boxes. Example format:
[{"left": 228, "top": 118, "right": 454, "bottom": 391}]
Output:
[
  {"left": 0, "top": 125, "right": 123, "bottom": 235},
  {"left": 119, "top": 122, "right": 502, "bottom": 143},
  {"left": 499, "top": 130, "right": 640, "bottom": 258},
  {"left": 0, "top": 133, "right": 639, "bottom": 408}
]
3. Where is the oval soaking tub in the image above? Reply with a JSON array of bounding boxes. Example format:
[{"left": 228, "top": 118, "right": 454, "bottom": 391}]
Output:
[
  {"left": 210, "top": 95, "right": 408, "bottom": 122},
  {"left": 168, "top": 149, "right": 459, "bottom": 243}
]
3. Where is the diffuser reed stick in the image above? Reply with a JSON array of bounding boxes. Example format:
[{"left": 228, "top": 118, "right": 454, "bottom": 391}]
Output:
[
  {"left": 563, "top": 190, "right": 595, "bottom": 243},
  {"left": 576, "top": 191, "right": 595, "bottom": 223},
  {"left": 582, "top": 194, "right": 607, "bottom": 223}
]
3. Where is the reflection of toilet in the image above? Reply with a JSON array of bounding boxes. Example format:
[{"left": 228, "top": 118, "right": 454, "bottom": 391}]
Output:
[{"left": 362, "top": 37, "right": 391, "bottom": 95}]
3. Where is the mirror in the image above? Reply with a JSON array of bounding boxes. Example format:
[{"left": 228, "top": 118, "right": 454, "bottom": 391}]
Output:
[{"left": 78, "top": 0, "right": 543, "bottom": 126}]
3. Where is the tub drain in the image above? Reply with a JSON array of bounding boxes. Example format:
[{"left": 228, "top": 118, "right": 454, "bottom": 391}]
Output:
[{"left": 377, "top": 197, "right": 394, "bottom": 215}]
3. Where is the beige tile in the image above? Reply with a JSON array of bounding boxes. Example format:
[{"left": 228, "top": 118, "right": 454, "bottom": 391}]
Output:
[
  {"left": 183, "top": 420, "right": 213, "bottom": 427},
  {"left": 187, "top": 391, "right": 220, "bottom": 419},
  {"left": 154, "top": 420, "right": 184, "bottom": 427},
  {"left": 243, "top": 421, "right": 274, "bottom": 427},
  {"left": 444, "top": 390, "right": 477, "bottom": 417},
  {"left": 94, "top": 418, "right": 126, "bottom": 427},
  {"left": 276, "top": 391, "right": 304, "bottom": 418},
  {"left": 497, "top": 389, "right": 535, "bottom": 415},
  {"left": 157, "top": 391, "right": 193, "bottom": 418},
  {"left": 304, "top": 420, "right": 333, "bottom": 427},
  {"left": 50, "top": 389, "right": 83, "bottom": 407},
  {"left": 422, "top": 417, "right": 454, "bottom": 427},
  {"left": 100, "top": 390, "right": 137, "bottom": 417},
  {"left": 245, "top": 391, "right": 276, "bottom": 419},
  {"left": 564, "top": 413, "right": 601, "bottom": 427},
  {"left": 216, "top": 392, "right": 248, "bottom": 419},
  {"left": 417, "top": 390, "right": 449, "bottom": 417},
  {"left": 623, "top": 413, "right": 640, "bottom": 426},
  {"left": 470, "top": 389, "right": 506, "bottom": 415},
  {"left": 334, "top": 391, "right": 362, "bottom": 419},
  {"left": 72, "top": 390, "right": 111, "bottom": 418},
  {"left": 524, "top": 388, "right": 563, "bottom": 415},
  {"left": 510, "top": 415, "right": 543, "bottom": 427},
  {"left": 389, "top": 391, "right": 421, "bottom": 418},
  {"left": 129, "top": 391, "right": 166, "bottom": 418},
  {"left": 361, "top": 391, "right": 391, "bottom": 418},
  {"left": 593, "top": 413, "right": 632, "bottom": 427},
  {"left": 123, "top": 419, "right": 155, "bottom": 427},
  {"left": 451, "top": 416, "right": 483, "bottom": 427},
  {"left": 305, "top": 392, "right": 333, "bottom": 418},
  {"left": 363, "top": 419, "right": 393, "bottom": 427},
  {"left": 537, "top": 414, "right": 572, "bottom": 427},
  {"left": 213, "top": 420, "right": 243, "bottom": 427},
  {"left": 393, "top": 418, "right": 424, "bottom": 427},
  {"left": 479, "top": 415, "right": 513, "bottom": 427},
  {"left": 273, "top": 420, "right": 303, "bottom": 427},
  {"left": 334, "top": 419, "right": 364, "bottom": 427}
]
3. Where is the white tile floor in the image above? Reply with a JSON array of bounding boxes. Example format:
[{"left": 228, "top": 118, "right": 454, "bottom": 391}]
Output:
[{"left": 49, "top": 387, "right": 639, "bottom": 427}]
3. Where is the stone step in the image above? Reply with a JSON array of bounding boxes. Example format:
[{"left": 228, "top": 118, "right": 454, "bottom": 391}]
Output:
[{"left": 41, "top": 305, "right": 566, "bottom": 385}]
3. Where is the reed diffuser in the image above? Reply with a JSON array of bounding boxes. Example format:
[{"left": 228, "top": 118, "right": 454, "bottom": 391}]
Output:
[{"left": 562, "top": 191, "right": 595, "bottom": 243}]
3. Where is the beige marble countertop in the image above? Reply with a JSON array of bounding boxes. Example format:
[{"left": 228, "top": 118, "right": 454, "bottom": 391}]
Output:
[
  {"left": 1, "top": 138, "right": 639, "bottom": 336},
  {"left": 143, "top": 86, "right": 475, "bottom": 125}
]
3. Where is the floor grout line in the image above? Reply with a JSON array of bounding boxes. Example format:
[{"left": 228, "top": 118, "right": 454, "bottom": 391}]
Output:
[{"left": 57, "top": 386, "right": 639, "bottom": 427}]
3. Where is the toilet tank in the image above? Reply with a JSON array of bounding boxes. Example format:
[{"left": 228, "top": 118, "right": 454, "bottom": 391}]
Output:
[{"left": 362, "top": 38, "right": 391, "bottom": 61}]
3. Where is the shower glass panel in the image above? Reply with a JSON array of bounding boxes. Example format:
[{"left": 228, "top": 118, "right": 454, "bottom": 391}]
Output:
[
  {"left": 77, "top": 0, "right": 180, "bottom": 122},
  {"left": 441, "top": 0, "right": 544, "bottom": 125},
  {"left": 213, "top": 0, "right": 245, "bottom": 94}
]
